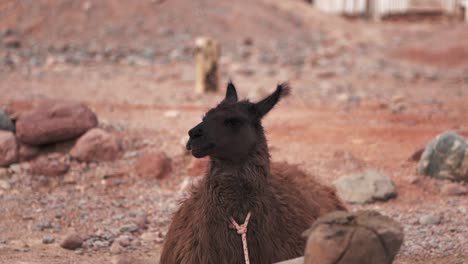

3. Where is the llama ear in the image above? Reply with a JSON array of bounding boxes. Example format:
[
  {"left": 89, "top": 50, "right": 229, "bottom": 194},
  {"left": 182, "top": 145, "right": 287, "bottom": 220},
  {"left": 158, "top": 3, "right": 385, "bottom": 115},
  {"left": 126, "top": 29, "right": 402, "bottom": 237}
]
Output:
[
  {"left": 223, "top": 80, "right": 238, "bottom": 104},
  {"left": 253, "top": 83, "right": 290, "bottom": 118}
]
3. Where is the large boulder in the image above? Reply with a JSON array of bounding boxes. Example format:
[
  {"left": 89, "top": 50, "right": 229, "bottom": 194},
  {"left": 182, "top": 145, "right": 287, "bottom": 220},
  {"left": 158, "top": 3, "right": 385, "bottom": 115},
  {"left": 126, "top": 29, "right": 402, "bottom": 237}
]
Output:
[
  {"left": 418, "top": 131, "right": 468, "bottom": 182},
  {"left": 0, "top": 109, "right": 15, "bottom": 132},
  {"left": 16, "top": 101, "right": 98, "bottom": 145},
  {"left": 135, "top": 152, "right": 172, "bottom": 179},
  {"left": 0, "top": 131, "right": 18, "bottom": 167},
  {"left": 333, "top": 170, "right": 397, "bottom": 204},
  {"left": 70, "top": 128, "right": 121, "bottom": 162},
  {"left": 304, "top": 210, "right": 403, "bottom": 264}
]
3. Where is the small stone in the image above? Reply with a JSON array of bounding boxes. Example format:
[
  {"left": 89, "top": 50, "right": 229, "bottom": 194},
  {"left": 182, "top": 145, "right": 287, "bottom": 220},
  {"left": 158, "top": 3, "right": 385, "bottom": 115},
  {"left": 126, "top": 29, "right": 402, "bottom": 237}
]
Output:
[
  {"left": 129, "top": 239, "right": 141, "bottom": 248},
  {"left": 333, "top": 170, "right": 397, "bottom": 204},
  {"left": 135, "top": 215, "right": 148, "bottom": 230},
  {"left": 135, "top": 152, "right": 172, "bottom": 179},
  {"left": 120, "top": 224, "right": 139, "bottom": 233},
  {"left": 18, "top": 143, "right": 40, "bottom": 162},
  {"left": 30, "top": 153, "right": 70, "bottom": 177},
  {"left": 0, "top": 180, "right": 11, "bottom": 190},
  {"left": 42, "top": 235, "right": 55, "bottom": 244},
  {"left": 440, "top": 183, "right": 468, "bottom": 196},
  {"left": 3, "top": 35, "right": 21, "bottom": 48},
  {"left": 110, "top": 242, "right": 122, "bottom": 254},
  {"left": 60, "top": 233, "right": 84, "bottom": 250},
  {"left": 419, "top": 214, "right": 441, "bottom": 225},
  {"left": 112, "top": 214, "right": 125, "bottom": 220},
  {"left": 8, "top": 164, "right": 22, "bottom": 174},
  {"left": 113, "top": 256, "right": 143, "bottom": 264},
  {"left": 407, "top": 175, "right": 420, "bottom": 184},
  {"left": 163, "top": 110, "right": 180, "bottom": 118},
  {"left": 33, "top": 222, "right": 53, "bottom": 231},
  {"left": 93, "top": 240, "right": 110, "bottom": 248},
  {"left": 141, "top": 47, "right": 156, "bottom": 61},
  {"left": 140, "top": 232, "right": 154, "bottom": 243},
  {"left": 0, "top": 131, "right": 18, "bottom": 167},
  {"left": 115, "top": 235, "right": 132, "bottom": 247},
  {"left": 9, "top": 239, "right": 29, "bottom": 252}
]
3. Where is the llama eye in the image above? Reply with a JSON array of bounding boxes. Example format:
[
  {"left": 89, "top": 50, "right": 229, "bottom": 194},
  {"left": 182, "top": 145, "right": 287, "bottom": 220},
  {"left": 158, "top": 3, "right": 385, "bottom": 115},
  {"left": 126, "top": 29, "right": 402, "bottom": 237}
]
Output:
[{"left": 224, "top": 118, "right": 242, "bottom": 127}]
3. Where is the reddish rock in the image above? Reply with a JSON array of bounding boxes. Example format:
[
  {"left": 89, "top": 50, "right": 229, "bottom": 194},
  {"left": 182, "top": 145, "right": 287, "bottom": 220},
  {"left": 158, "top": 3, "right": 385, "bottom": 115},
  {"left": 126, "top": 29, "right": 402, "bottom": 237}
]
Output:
[
  {"left": 18, "top": 143, "right": 40, "bottom": 161},
  {"left": 30, "top": 153, "right": 70, "bottom": 176},
  {"left": 16, "top": 101, "right": 98, "bottom": 145},
  {"left": 60, "top": 233, "right": 84, "bottom": 250},
  {"left": 70, "top": 128, "right": 120, "bottom": 162},
  {"left": 304, "top": 210, "right": 403, "bottom": 264},
  {"left": 135, "top": 152, "right": 171, "bottom": 179},
  {"left": 440, "top": 182, "right": 468, "bottom": 196},
  {"left": 0, "top": 131, "right": 18, "bottom": 167},
  {"left": 3, "top": 35, "right": 21, "bottom": 48},
  {"left": 187, "top": 157, "right": 209, "bottom": 177}
]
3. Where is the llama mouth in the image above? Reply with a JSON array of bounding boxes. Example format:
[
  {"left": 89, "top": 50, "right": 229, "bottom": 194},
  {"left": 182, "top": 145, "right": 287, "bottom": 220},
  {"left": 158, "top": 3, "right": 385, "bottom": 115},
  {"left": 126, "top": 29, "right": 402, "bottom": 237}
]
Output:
[{"left": 190, "top": 143, "right": 215, "bottom": 158}]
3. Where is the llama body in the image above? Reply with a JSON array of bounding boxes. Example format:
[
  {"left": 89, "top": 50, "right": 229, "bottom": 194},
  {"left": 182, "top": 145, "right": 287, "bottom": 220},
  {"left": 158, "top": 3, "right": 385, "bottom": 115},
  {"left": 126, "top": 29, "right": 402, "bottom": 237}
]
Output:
[{"left": 160, "top": 82, "right": 345, "bottom": 264}]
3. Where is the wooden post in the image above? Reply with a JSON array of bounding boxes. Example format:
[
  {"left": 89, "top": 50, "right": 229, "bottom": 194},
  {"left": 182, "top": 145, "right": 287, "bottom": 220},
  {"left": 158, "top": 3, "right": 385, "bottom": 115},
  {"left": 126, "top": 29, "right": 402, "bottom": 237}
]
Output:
[
  {"left": 464, "top": 0, "right": 468, "bottom": 22},
  {"left": 195, "top": 37, "right": 220, "bottom": 94}
]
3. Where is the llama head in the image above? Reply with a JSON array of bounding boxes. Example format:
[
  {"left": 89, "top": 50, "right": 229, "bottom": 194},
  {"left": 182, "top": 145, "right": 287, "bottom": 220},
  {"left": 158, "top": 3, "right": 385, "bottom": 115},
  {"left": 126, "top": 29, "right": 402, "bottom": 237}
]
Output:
[{"left": 186, "top": 81, "right": 289, "bottom": 160}]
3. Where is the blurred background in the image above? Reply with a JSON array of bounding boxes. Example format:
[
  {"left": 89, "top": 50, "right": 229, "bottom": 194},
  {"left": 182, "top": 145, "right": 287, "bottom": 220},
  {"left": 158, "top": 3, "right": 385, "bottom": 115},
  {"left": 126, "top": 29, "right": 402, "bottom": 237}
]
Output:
[{"left": 0, "top": 0, "right": 467, "bottom": 263}]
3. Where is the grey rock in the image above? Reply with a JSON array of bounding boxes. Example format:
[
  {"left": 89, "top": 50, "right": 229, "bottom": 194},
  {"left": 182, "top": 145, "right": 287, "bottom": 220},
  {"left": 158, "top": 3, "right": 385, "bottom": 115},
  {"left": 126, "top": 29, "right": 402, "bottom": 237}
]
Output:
[
  {"left": 120, "top": 224, "right": 139, "bottom": 233},
  {"left": 42, "top": 235, "right": 55, "bottom": 244},
  {"left": 418, "top": 131, "right": 468, "bottom": 182},
  {"left": 92, "top": 240, "right": 110, "bottom": 248},
  {"left": 0, "top": 110, "right": 15, "bottom": 132},
  {"left": 259, "top": 50, "right": 277, "bottom": 64},
  {"left": 33, "top": 222, "right": 53, "bottom": 231},
  {"left": 333, "top": 170, "right": 397, "bottom": 204},
  {"left": 419, "top": 214, "right": 441, "bottom": 225},
  {"left": 141, "top": 47, "right": 156, "bottom": 61}
]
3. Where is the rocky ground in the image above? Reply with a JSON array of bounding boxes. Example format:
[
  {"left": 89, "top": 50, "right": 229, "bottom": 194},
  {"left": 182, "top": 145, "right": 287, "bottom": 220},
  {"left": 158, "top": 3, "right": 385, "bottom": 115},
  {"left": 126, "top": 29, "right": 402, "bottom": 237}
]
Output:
[{"left": 1, "top": 0, "right": 468, "bottom": 263}]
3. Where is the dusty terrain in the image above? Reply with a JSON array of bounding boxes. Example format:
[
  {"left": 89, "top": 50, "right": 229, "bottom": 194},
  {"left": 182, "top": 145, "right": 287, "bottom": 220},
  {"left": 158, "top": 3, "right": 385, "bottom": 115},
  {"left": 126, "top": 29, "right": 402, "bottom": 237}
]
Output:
[{"left": 0, "top": 0, "right": 467, "bottom": 263}]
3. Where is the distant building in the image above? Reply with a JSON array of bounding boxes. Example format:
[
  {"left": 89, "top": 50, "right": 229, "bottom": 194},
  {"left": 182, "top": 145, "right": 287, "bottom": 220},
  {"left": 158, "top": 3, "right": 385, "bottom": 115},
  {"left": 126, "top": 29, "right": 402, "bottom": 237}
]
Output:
[{"left": 312, "top": 0, "right": 467, "bottom": 20}]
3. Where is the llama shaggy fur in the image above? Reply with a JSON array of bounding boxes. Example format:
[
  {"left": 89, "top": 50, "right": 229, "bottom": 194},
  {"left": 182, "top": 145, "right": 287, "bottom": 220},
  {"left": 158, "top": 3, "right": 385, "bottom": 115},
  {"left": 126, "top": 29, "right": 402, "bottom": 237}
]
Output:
[{"left": 160, "top": 82, "right": 345, "bottom": 264}]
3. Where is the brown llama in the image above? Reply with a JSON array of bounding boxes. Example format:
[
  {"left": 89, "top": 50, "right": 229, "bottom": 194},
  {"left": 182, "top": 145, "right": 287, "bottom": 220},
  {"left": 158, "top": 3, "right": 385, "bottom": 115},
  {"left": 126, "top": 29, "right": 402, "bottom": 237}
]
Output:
[{"left": 160, "top": 82, "right": 346, "bottom": 264}]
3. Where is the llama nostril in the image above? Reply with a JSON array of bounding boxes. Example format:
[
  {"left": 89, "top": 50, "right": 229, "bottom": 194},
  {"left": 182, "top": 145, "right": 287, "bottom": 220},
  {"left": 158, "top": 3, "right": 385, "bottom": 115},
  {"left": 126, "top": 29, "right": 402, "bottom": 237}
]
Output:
[{"left": 189, "top": 126, "right": 203, "bottom": 139}]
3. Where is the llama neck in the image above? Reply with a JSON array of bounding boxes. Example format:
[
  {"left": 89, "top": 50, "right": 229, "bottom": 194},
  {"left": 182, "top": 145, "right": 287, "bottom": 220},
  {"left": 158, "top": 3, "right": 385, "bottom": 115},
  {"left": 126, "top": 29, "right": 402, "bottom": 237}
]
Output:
[{"left": 204, "top": 139, "right": 270, "bottom": 215}]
